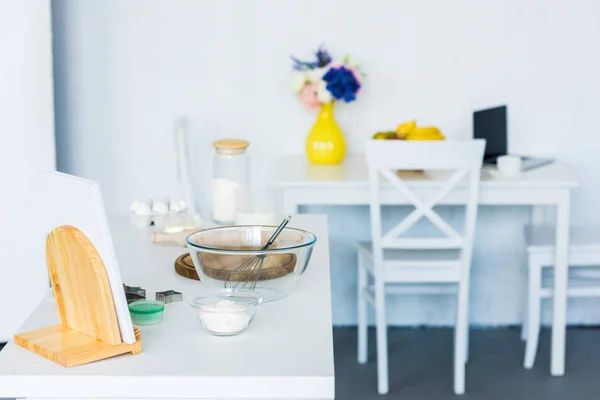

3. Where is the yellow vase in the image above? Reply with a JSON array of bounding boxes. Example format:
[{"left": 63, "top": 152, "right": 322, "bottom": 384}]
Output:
[{"left": 306, "top": 102, "right": 346, "bottom": 164}]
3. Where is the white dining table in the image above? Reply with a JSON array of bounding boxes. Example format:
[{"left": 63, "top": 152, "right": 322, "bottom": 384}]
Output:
[
  {"left": 274, "top": 154, "right": 578, "bottom": 376},
  {"left": 0, "top": 214, "right": 335, "bottom": 400}
]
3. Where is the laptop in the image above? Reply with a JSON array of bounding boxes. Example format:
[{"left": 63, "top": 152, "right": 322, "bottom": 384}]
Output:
[{"left": 473, "top": 105, "right": 553, "bottom": 171}]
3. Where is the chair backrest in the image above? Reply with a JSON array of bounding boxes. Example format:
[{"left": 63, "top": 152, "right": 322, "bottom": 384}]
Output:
[{"left": 365, "top": 140, "right": 485, "bottom": 257}]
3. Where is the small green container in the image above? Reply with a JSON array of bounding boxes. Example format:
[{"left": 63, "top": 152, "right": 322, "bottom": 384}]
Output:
[{"left": 128, "top": 300, "right": 165, "bottom": 325}]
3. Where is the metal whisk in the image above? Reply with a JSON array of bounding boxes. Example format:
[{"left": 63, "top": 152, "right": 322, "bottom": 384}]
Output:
[{"left": 225, "top": 216, "right": 291, "bottom": 290}]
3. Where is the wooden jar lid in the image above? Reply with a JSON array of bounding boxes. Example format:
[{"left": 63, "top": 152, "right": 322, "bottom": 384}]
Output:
[{"left": 212, "top": 139, "right": 249, "bottom": 150}]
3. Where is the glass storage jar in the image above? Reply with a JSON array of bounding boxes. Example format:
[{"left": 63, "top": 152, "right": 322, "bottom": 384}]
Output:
[{"left": 211, "top": 139, "right": 251, "bottom": 225}]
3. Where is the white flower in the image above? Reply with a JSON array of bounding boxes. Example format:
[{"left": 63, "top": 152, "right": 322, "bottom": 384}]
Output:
[
  {"left": 317, "top": 81, "right": 333, "bottom": 104},
  {"left": 290, "top": 72, "right": 307, "bottom": 93},
  {"left": 343, "top": 54, "right": 359, "bottom": 70},
  {"left": 307, "top": 67, "right": 327, "bottom": 83}
]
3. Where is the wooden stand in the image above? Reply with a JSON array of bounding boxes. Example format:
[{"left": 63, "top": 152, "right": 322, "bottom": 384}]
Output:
[{"left": 14, "top": 226, "right": 141, "bottom": 367}]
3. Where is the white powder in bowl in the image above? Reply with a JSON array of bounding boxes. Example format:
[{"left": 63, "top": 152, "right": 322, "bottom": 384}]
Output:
[{"left": 197, "top": 299, "right": 251, "bottom": 335}]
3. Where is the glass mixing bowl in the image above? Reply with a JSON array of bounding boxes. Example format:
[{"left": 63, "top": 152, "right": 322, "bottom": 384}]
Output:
[{"left": 186, "top": 225, "right": 317, "bottom": 302}]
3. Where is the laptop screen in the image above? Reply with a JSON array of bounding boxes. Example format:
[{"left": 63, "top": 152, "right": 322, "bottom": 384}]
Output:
[{"left": 473, "top": 105, "right": 507, "bottom": 159}]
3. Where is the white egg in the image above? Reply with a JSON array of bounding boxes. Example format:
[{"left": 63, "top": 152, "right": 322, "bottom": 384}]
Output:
[
  {"left": 134, "top": 201, "right": 152, "bottom": 215},
  {"left": 152, "top": 199, "right": 169, "bottom": 215},
  {"left": 169, "top": 199, "right": 187, "bottom": 213},
  {"left": 130, "top": 200, "right": 142, "bottom": 212}
]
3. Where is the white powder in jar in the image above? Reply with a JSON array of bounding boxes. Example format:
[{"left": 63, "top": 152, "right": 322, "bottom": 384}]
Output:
[
  {"left": 211, "top": 178, "right": 245, "bottom": 223},
  {"left": 197, "top": 299, "right": 251, "bottom": 335}
]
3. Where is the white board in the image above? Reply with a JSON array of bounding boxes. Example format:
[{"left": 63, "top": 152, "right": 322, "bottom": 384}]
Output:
[{"left": 35, "top": 170, "right": 135, "bottom": 344}]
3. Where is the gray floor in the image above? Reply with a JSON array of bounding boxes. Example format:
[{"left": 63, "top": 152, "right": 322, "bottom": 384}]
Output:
[
  {"left": 2, "top": 328, "right": 600, "bottom": 399},
  {"left": 335, "top": 327, "right": 600, "bottom": 399}
]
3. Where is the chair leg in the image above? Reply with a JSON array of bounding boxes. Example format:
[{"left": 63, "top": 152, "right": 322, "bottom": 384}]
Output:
[
  {"left": 374, "top": 273, "right": 389, "bottom": 394},
  {"left": 454, "top": 280, "right": 469, "bottom": 395},
  {"left": 464, "top": 278, "right": 471, "bottom": 363},
  {"left": 357, "top": 253, "right": 368, "bottom": 364},
  {"left": 524, "top": 260, "right": 542, "bottom": 369},
  {"left": 521, "top": 295, "right": 528, "bottom": 341},
  {"left": 521, "top": 264, "right": 529, "bottom": 341},
  {"left": 464, "top": 322, "right": 470, "bottom": 363}
]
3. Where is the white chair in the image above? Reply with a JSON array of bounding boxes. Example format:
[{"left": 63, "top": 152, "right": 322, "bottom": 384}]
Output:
[
  {"left": 357, "top": 139, "right": 485, "bottom": 395},
  {"left": 522, "top": 226, "right": 600, "bottom": 369}
]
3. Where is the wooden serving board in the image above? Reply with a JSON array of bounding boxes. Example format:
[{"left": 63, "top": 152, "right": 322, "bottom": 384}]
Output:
[
  {"left": 15, "top": 326, "right": 141, "bottom": 368},
  {"left": 175, "top": 253, "right": 200, "bottom": 280},
  {"left": 175, "top": 252, "right": 296, "bottom": 282},
  {"left": 14, "top": 226, "right": 142, "bottom": 367},
  {"left": 46, "top": 226, "right": 122, "bottom": 344}
]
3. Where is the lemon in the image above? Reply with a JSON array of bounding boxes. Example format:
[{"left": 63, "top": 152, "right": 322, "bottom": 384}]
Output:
[
  {"left": 396, "top": 120, "right": 417, "bottom": 139},
  {"left": 406, "top": 126, "right": 445, "bottom": 141}
]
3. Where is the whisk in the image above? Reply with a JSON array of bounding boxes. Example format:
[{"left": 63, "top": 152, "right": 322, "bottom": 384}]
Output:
[{"left": 225, "top": 216, "right": 291, "bottom": 290}]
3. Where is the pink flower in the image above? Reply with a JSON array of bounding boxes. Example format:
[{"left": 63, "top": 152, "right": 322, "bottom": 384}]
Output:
[
  {"left": 350, "top": 69, "right": 363, "bottom": 95},
  {"left": 298, "top": 82, "right": 321, "bottom": 110}
]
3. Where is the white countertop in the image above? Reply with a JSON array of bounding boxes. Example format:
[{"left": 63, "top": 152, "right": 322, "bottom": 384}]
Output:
[
  {"left": 0, "top": 215, "right": 334, "bottom": 399},
  {"left": 275, "top": 154, "right": 578, "bottom": 188}
]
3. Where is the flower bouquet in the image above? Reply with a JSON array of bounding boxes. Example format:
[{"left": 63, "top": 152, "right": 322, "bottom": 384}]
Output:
[{"left": 290, "top": 47, "right": 363, "bottom": 164}]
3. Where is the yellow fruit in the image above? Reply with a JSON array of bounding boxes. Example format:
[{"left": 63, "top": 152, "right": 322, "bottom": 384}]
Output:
[
  {"left": 373, "top": 131, "right": 400, "bottom": 140},
  {"left": 379, "top": 121, "right": 445, "bottom": 141},
  {"left": 396, "top": 120, "right": 417, "bottom": 139},
  {"left": 406, "top": 126, "right": 445, "bottom": 141}
]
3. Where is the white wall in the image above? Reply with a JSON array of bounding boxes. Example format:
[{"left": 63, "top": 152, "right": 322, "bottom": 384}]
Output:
[
  {"left": 0, "top": 0, "right": 55, "bottom": 340},
  {"left": 53, "top": 0, "right": 600, "bottom": 326}
]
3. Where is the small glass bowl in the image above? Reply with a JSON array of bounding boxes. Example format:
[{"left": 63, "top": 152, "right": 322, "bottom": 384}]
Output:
[
  {"left": 128, "top": 300, "right": 165, "bottom": 325},
  {"left": 188, "top": 290, "right": 262, "bottom": 336}
]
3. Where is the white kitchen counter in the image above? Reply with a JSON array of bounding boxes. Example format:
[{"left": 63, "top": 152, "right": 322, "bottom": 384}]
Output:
[{"left": 0, "top": 214, "right": 334, "bottom": 400}]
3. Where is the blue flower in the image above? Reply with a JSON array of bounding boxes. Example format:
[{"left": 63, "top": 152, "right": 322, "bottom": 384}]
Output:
[
  {"left": 315, "top": 47, "right": 332, "bottom": 67},
  {"left": 291, "top": 46, "right": 332, "bottom": 71},
  {"left": 322, "top": 66, "right": 361, "bottom": 102}
]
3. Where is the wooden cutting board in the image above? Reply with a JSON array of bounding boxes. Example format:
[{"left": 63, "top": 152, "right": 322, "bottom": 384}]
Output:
[
  {"left": 174, "top": 252, "right": 297, "bottom": 282},
  {"left": 14, "top": 226, "right": 142, "bottom": 367},
  {"left": 174, "top": 253, "right": 200, "bottom": 280}
]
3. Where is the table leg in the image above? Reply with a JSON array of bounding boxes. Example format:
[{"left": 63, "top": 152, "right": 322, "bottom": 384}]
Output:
[
  {"left": 522, "top": 205, "right": 546, "bottom": 342},
  {"left": 551, "top": 192, "right": 570, "bottom": 376}
]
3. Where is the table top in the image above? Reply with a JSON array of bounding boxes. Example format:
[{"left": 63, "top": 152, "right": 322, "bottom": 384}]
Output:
[
  {"left": 275, "top": 155, "right": 578, "bottom": 189},
  {"left": 0, "top": 215, "right": 334, "bottom": 399}
]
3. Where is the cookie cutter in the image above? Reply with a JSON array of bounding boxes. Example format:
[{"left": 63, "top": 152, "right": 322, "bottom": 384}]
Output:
[
  {"left": 123, "top": 284, "right": 146, "bottom": 304},
  {"left": 156, "top": 290, "right": 182, "bottom": 304}
]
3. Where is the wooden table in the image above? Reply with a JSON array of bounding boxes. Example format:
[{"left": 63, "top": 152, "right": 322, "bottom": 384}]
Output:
[
  {"left": 0, "top": 215, "right": 335, "bottom": 400},
  {"left": 275, "top": 155, "right": 578, "bottom": 376}
]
